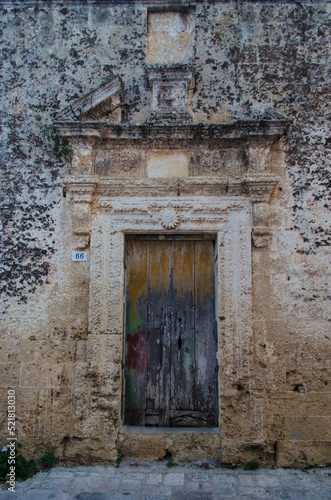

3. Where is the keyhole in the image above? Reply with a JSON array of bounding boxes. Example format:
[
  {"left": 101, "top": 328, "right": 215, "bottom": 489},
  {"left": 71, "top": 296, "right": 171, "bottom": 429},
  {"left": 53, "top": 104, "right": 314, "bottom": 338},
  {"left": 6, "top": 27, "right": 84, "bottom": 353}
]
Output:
[{"left": 178, "top": 336, "right": 182, "bottom": 350}]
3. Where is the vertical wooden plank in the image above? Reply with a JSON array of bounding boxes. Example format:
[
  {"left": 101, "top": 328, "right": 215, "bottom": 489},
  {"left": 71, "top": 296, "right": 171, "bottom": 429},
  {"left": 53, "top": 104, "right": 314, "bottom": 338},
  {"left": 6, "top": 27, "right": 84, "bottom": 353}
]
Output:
[
  {"left": 147, "top": 240, "right": 171, "bottom": 426},
  {"left": 171, "top": 240, "right": 195, "bottom": 418},
  {"left": 194, "top": 240, "right": 218, "bottom": 426},
  {"left": 124, "top": 240, "right": 149, "bottom": 425}
]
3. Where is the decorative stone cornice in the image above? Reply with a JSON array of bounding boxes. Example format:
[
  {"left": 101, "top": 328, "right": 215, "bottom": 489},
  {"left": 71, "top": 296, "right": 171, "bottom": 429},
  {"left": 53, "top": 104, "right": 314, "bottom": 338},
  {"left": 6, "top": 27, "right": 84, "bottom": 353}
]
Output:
[
  {"left": 54, "top": 120, "right": 291, "bottom": 142},
  {"left": 243, "top": 174, "right": 280, "bottom": 203}
]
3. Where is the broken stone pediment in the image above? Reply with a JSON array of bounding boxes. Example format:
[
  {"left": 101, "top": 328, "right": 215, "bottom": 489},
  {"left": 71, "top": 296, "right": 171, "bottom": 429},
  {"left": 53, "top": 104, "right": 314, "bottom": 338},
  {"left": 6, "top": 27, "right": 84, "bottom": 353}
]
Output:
[
  {"left": 54, "top": 69, "right": 291, "bottom": 137},
  {"left": 56, "top": 76, "right": 122, "bottom": 123}
]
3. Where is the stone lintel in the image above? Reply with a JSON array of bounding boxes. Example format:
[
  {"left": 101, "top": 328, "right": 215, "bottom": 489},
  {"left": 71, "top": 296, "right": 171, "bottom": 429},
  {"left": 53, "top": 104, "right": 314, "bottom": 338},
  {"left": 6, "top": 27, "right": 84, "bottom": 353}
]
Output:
[{"left": 63, "top": 174, "right": 280, "bottom": 202}]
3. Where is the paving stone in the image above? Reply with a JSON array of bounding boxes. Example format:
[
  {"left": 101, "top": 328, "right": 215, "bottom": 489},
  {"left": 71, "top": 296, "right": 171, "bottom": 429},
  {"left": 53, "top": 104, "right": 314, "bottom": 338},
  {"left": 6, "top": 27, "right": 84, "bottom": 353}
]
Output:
[
  {"left": 90, "top": 467, "right": 115, "bottom": 475},
  {"left": 313, "top": 470, "right": 331, "bottom": 477},
  {"left": 212, "top": 485, "right": 235, "bottom": 497},
  {"left": 48, "top": 468, "right": 78, "bottom": 478},
  {"left": 146, "top": 473, "right": 163, "bottom": 485},
  {"left": 106, "top": 493, "right": 140, "bottom": 500},
  {"left": 124, "top": 473, "right": 145, "bottom": 480},
  {"left": 186, "top": 482, "right": 213, "bottom": 493},
  {"left": 21, "top": 490, "right": 70, "bottom": 500},
  {"left": 119, "top": 479, "right": 142, "bottom": 489},
  {"left": 235, "top": 487, "right": 269, "bottom": 499},
  {"left": 317, "top": 488, "right": 331, "bottom": 499},
  {"left": 172, "top": 492, "right": 213, "bottom": 500},
  {"left": 187, "top": 473, "right": 211, "bottom": 482},
  {"left": 265, "top": 488, "right": 294, "bottom": 499},
  {"left": 211, "top": 475, "right": 235, "bottom": 486},
  {"left": 1, "top": 464, "right": 330, "bottom": 500},
  {"left": 41, "top": 478, "right": 74, "bottom": 489},
  {"left": 74, "top": 494, "right": 107, "bottom": 500},
  {"left": 0, "top": 491, "right": 22, "bottom": 500},
  {"left": 256, "top": 475, "right": 280, "bottom": 487},
  {"left": 140, "top": 485, "right": 173, "bottom": 497},
  {"left": 237, "top": 474, "right": 258, "bottom": 486},
  {"left": 285, "top": 486, "right": 319, "bottom": 499},
  {"left": 142, "top": 497, "right": 169, "bottom": 500},
  {"left": 164, "top": 472, "right": 185, "bottom": 486},
  {"left": 68, "top": 476, "right": 101, "bottom": 491},
  {"left": 192, "top": 483, "right": 214, "bottom": 492},
  {"left": 97, "top": 479, "right": 121, "bottom": 490}
]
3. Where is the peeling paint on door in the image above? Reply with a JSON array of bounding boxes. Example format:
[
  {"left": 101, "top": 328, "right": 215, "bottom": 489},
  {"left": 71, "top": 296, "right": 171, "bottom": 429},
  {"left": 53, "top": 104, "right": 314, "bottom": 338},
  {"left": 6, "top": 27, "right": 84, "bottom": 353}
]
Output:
[{"left": 124, "top": 237, "right": 218, "bottom": 427}]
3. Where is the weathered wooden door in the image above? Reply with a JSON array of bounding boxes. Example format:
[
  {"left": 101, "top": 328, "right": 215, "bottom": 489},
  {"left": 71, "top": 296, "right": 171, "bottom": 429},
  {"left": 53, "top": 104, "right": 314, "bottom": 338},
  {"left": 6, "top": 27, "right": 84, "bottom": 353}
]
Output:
[{"left": 124, "top": 236, "right": 218, "bottom": 427}]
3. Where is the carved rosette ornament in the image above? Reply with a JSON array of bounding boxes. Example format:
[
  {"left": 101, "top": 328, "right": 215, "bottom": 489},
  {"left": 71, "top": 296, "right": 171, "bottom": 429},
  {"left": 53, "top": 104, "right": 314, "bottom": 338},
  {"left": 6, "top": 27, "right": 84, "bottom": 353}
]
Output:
[{"left": 160, "top": 208, "right": 180, "bottom": 229}]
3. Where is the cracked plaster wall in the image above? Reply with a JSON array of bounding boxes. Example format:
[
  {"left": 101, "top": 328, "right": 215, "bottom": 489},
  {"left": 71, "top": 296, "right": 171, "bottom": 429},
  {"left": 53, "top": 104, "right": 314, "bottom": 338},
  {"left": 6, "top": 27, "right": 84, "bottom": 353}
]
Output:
[{"left": 0, "top": 0, "right": 330, "bottom": 466}]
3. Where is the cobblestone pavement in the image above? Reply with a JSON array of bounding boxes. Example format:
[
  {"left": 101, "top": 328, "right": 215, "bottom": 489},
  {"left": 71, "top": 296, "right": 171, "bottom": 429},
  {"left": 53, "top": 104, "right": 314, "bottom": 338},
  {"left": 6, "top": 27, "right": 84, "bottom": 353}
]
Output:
[{"left": 0, "top": 460, "right": 330, "bottom": 500}]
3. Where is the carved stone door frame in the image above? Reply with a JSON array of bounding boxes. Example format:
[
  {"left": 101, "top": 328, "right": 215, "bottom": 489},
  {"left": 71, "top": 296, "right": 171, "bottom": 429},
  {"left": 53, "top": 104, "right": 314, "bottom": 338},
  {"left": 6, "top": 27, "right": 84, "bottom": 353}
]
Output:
[{"left": 87, "top": 195, "right": 253, "bottom": 428}]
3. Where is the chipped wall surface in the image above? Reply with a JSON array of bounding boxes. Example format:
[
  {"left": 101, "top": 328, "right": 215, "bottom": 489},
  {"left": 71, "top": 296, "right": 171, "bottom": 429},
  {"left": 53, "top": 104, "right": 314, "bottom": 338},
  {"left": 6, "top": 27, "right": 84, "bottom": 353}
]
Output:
[
  {"left": 146, "top": 10, "right": 195, "bottom": 64},
  {"left": 0, "top": 0, "right": 330, "bottom": 467}
]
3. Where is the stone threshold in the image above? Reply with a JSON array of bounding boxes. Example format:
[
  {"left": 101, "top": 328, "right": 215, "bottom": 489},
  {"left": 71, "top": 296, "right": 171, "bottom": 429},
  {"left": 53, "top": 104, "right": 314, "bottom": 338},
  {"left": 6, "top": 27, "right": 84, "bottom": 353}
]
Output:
[{"left": 117, "top": 426, "right": 221, "bottom": 461}]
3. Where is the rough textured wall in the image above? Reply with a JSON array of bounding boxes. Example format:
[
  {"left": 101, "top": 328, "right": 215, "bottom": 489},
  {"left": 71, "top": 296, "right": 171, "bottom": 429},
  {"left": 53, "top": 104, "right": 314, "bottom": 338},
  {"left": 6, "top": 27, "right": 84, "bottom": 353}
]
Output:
[{"left": 0, "top": 0, "right": 330, "bottom": 466}]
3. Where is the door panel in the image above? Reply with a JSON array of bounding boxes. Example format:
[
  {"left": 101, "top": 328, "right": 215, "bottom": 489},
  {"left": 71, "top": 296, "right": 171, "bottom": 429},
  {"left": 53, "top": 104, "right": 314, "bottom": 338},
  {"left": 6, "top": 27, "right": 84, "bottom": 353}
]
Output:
[
  {"left": 124, "top": 238, "right": 218, "bottom": 427},
  {"left": 171, "top": 240, "right": 195, "bottom": 413},
  {"left": 124, "top": 240, "right": 149, "bottom": 425},
  {"left": 194, "top": 241, "right": 218, "bottom": 417},
  {"left": 147, "top": 240, "right": 171, "bottom": 427}
]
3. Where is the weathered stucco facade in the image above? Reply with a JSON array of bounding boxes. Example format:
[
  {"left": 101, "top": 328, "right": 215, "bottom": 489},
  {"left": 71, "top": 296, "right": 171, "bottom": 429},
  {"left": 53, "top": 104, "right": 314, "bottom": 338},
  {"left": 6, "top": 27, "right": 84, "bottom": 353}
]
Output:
[{"left": 0, "top": 0, "right": 330, "bottom": 467}]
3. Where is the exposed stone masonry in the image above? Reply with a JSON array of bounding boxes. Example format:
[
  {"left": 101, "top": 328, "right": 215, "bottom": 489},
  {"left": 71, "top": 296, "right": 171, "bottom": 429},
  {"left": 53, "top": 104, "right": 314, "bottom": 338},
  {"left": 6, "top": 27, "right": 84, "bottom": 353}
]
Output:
[{"left": 0, "top": 0, "right": 330, "bottom": 467}]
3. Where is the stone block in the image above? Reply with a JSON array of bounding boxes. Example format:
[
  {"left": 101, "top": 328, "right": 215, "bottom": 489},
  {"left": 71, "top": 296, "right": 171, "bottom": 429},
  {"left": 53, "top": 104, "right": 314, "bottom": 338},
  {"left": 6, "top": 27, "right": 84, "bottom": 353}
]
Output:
[
  {"left": 64, "top": 436, "right": 117, "bottom": 465},
  {"left": 284, "top": 416, "right": 331, "bottom": 442},
  {"left": 147, "top": 11, "right": 195, "bottom": 64},
  {"left": 0, "top": 363, "right": 20, "bottom": 387},
  {"left": 167, "top": 432, "right": 221, "bottom": 461},
  {"left": 117, "top": 432, "right": 167, "bottom": 460},
  {"left": 147, "top": 150, "right": 189, "bottom": 178},
  {"left": 221, "top": 439, "right": 270, "bottom": 466},
  {"left": 276, "top": 440, "right": 331, "bottom": 467},
  {"left": 94, "top": 149, "right": 145, "bottom": 177}
]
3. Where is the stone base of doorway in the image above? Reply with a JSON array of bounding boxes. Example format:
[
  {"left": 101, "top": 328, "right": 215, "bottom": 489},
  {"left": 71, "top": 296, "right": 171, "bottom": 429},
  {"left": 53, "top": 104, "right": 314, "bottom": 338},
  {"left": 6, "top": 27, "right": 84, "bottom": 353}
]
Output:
[{"left": 117, "top": 426, "right": 221, "bottom": 462}]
